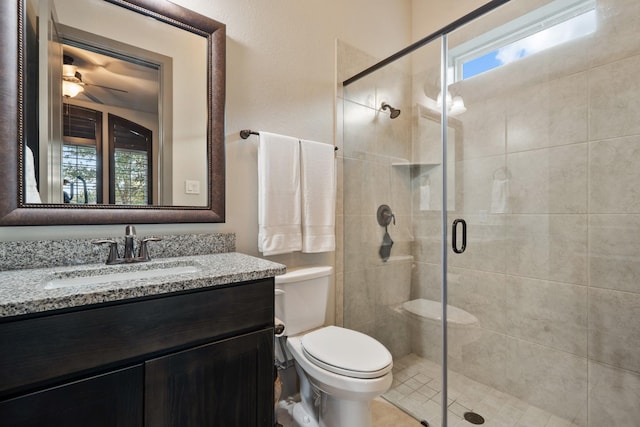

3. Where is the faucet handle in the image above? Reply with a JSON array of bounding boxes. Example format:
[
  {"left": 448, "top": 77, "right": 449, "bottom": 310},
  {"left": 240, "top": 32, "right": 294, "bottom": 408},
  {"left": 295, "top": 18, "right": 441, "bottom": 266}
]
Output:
[
  {"left": 138, "top": 237, "right": 162, "bottom": 261},
  {"left": 92, "top": 239, "right": 120, "bottom": 265},
  {"left": 125, "top": 225, "right": 137, "bottom": 237}
]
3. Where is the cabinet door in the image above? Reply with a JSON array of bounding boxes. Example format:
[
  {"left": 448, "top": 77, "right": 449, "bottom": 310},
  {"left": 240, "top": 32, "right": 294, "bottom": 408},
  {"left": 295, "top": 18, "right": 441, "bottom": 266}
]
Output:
[
  {"left": 145, "top": 328, "right": 274, "bottom": 427},
  {"left": 0, "top": 364, "right": 143, "bottom": 427}
]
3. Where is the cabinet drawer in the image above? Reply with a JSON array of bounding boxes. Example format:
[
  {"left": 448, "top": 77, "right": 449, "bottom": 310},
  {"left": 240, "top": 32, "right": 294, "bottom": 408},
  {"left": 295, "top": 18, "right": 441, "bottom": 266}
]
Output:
[{"left": 0, "top": 279, "right": 273, "bottom": 396}]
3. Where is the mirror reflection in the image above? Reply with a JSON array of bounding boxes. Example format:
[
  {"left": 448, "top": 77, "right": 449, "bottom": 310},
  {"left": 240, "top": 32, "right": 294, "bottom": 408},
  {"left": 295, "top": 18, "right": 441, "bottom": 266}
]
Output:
[{"left": 24, "top": 0, "right": 208, "bottom": 207}]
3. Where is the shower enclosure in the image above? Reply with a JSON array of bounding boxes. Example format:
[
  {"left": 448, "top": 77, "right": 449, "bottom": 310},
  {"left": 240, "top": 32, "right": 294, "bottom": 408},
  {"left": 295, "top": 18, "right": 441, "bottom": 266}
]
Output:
[{"left": 338, "top": 0, "right": 640, "bottom": 426}]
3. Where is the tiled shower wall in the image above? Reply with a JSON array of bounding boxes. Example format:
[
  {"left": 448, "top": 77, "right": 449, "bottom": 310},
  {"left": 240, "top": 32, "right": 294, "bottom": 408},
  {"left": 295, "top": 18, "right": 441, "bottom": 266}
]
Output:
[
  {"left": 336, "top": 42, "right": 416, "bottom": 359},
  {"left": 338, "top": 0, "right": 640, "bottom": 426}
]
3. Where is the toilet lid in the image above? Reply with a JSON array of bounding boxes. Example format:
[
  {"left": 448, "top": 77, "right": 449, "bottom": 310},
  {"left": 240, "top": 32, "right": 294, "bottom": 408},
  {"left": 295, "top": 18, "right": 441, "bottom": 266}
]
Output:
[{"left": 301, "top": 326, "right": 393, "bottom": 379}]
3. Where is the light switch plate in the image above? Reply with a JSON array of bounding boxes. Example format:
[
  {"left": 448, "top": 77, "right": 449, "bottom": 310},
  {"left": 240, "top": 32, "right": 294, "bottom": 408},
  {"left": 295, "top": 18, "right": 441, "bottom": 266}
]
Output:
[{"left": 185, "top": 180, "right": 200, "bottom": 194}]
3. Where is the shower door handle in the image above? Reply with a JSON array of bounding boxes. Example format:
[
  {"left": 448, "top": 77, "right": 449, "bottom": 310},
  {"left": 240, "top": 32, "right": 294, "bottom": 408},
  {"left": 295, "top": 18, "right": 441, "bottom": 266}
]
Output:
[{"left": 452, "top": 219, "right": 467, "bottom": 254}]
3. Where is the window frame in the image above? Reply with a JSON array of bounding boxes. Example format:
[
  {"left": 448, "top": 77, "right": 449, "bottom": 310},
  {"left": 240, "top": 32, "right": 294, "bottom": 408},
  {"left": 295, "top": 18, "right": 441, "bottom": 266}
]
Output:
[
  {"left": 449, "top": 0, "right": 596, "bottom": 82},
  {"left": 107, "top": 113, "right": 153, "bottom": 205},
  {"left": 62, "top": 104, "right": 103, "bottom": 204}
]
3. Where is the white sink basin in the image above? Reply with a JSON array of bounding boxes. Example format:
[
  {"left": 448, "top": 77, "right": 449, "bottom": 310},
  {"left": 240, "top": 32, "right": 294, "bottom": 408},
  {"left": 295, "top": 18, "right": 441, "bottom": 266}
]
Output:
[{"left": 44, "top": 264, "right": 200, "bottom": 290}]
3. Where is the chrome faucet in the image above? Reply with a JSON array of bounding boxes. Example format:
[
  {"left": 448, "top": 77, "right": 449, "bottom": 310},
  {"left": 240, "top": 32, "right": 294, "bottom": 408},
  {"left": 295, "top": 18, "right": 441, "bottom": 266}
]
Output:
[
  {"left": 124, "top": 225, "right": 136, "bottom": 260},
  {"left": 92, "top": 225, "right": 162, "bottom": 265}
]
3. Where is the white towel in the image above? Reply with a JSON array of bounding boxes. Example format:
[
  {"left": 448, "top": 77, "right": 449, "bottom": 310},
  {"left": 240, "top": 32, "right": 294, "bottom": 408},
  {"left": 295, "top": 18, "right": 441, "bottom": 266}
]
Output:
[
  {"left": 300, "top": 139, "right": 336, "bottom": 253},
  {"left": 420, "top": 184, "right": 431, "bottom": 211},
  {"left": 25, "top": 146, "right": 42, "bottom": 203},
  {"left": 490, "top": 178, "right": 508, "bottom": 213},
  {"left": 258, "top": 132, "right": 302, "bottom": 255}
]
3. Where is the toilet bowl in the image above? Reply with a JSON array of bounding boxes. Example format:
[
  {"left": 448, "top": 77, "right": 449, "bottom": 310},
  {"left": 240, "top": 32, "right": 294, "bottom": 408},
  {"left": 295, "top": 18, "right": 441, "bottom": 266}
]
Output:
[
  {"left": 275, "top": 267, "right": 393, "bottom": 427},
  {"left": 287, "top": 326, "right": 392, "bottom": 427}
]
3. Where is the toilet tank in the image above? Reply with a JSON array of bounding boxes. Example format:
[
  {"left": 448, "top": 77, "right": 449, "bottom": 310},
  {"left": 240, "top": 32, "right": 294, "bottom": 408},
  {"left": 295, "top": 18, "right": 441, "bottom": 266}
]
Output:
[{"left": 275, "top": 266, "right": 332, "bottom": 336}]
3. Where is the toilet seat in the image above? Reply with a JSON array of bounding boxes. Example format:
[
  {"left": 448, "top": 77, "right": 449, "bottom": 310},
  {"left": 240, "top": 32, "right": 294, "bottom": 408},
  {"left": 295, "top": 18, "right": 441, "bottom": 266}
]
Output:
[{"left": 300, "top": 326, "right": 393, "bottom": 379}]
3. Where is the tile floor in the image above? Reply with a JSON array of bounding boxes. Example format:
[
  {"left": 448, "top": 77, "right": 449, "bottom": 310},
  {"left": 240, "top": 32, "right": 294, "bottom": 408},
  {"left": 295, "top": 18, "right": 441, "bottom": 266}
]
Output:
[
  {"left": 384, "top": 353, "right": 582, "bottom": 427},
  {"left": 275, "top": 353, "right": 582, "bottom": 427}
]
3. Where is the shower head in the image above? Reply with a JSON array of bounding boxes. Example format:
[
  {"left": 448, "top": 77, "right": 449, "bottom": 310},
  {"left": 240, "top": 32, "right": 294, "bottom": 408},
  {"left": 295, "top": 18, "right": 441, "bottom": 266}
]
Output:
[{"left": 381, "top": 102, "right": 401, "bottom": 119}]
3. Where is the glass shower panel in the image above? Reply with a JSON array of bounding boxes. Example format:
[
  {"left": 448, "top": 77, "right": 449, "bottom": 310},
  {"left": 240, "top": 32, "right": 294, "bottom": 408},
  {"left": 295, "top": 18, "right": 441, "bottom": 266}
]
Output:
[
  {"left": 341, "top": 0, "right": 640, "bottom": 426},
  {"left": 339, "top": 36, "right": 448, "bottom": 425},
  {"left": 444, "top": 0, "right": 640, "bottom": 426}
]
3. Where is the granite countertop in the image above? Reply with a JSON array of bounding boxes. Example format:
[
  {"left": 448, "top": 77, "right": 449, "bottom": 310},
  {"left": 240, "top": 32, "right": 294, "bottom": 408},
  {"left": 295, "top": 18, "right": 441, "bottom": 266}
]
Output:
[{"left": 0, "top": 253, "right": 286, "bottom": 318}]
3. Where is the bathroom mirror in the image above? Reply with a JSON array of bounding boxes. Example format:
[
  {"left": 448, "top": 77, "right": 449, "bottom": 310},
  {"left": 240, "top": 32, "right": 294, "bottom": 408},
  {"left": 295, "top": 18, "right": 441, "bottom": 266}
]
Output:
[{"left": 0, "top": 0, "right": 226, "bottom": 225}]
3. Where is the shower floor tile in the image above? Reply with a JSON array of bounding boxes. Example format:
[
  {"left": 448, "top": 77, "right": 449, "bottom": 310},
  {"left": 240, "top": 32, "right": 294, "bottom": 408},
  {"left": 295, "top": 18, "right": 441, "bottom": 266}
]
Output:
[{"left": 383, "top": 353, "right": 582, "bottom": 427}]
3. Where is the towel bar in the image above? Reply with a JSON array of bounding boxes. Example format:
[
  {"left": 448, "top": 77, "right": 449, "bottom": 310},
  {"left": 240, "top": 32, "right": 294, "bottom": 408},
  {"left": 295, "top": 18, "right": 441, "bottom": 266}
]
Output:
[{"left": 240, "top": 129, "right": 339, "bottom": 151}]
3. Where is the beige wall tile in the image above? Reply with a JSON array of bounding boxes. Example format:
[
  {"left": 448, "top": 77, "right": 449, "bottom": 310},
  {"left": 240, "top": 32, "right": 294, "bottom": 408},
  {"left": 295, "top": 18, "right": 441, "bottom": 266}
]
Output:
[
  {"left": 408, "top": 312, "right": 443, "bottom": 366},
  {"left": 447, "top": 267, "right": 506, "bottom": 333},
  {"left": 343, "top": 158, "right": 364, "bottom": 215},
  {"left": 390, "top": 165, "right": 412, "bottom": 217},
  {"left": 505, "top": 276, "right": 588, "bottom": 356},
  {"left": 377, "top": 113, "right": 412, "bottom": 161},
  {"left": 375, "top": 55, "right": 413, "bottom": 116},
  {"left": 369, "top": 258, "right": 413, "bottom": 307},
  {"left": 411, "top": 212, "right": 442, "bottom": 265},
  {"left": 506, "top": 214, "right": 587, "bottom": 284},
  {"left": 589, "top": 55, "right": 640, "bottom": 140},
  {"left": 343, "top": 215, "right": 364, "bottom": 273},
  {"left": 458, "top": 97, "right": 506, "bottom": 160},
  {"left": 342, "top": 100, "right": 378, "bottom": 160},
  {"left": 413, "top": 107, "right": 442, "bottom": 165},
  {"left": 589, "top": 288, "right": 640, "bottom": 373},
  {"left": 411, "top": 261, "right": 441, "bottom": 302},
  {"left": 335, "top": 155, "right": 344, "bottom": 217},
  {"left": 589, "top": 0, "right": 640, "bottom": 68},
  {"left": 588, "top": 361, "right": 640, "bottom": 427},
  {"left": 363, "top": 160, "right": 392, "bottom": 217},
  {"left": 459, "top": 155, "right": 506, "bottom": 214},
  {"left": 410, "top": 163, "right": 456, "bottom": 213},
  {"left": 460, "top": 329, "right": 508, "bottom": 391},
  {"left": 505, "top": 339, "right": 588, "bottom": 427},
  {"left": 375, "top": 305, "right": 412, "bottom": 359},
  {"left": 448, "top": 213, "right": 506, "bottom": 274},
  {"left": 334, "top": 214, "right": 344, "bottom": 274},
  {"left": 590, "top": 136, "right": 640, "bottom": 213},
  {"left": 590, "top": 214, "right": 640, "bottom": 294},
  {"left": 344, "top": 214, "right": 383, "bottom": 272},
  {"left": 334, "top": 270, "right": 344, "bottom": 327},
  {"left": 507, "top": 73, "right": 588, "bottom": 153},
  {"left": 508, "top": 143, "right": 588, "bottom": 214},
  {"left": 343, "top": 269, "right": 376, "bottom": 329}
]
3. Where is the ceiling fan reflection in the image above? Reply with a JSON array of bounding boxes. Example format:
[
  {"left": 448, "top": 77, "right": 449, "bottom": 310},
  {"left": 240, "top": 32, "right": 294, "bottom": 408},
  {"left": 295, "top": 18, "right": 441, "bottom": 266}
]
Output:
[{"left": 63, "top": 54, "right": 128, "bottom": 103}]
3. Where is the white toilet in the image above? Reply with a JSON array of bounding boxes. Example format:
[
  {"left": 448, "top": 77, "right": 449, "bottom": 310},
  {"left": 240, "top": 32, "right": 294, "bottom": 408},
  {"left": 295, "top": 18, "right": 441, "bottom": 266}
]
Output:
[{"left": 275, "top": 266, "right": 393, "bottom": 427}]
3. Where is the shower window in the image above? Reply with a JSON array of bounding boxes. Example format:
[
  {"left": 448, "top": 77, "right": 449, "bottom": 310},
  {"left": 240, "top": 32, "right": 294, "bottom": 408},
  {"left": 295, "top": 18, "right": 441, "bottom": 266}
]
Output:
[{"left": 450, "top": 0, "right": 597, "bottom": 81}]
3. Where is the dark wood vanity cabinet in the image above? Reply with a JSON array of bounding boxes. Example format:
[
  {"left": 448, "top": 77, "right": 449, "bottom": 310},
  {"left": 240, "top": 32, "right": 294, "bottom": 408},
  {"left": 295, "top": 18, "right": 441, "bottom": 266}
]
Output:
[
  {"left": 146, "top": 328, "right": 273, "bottom": 426},
  {"left": 0, "top": 279, "right": 275, "bottom": 427}
]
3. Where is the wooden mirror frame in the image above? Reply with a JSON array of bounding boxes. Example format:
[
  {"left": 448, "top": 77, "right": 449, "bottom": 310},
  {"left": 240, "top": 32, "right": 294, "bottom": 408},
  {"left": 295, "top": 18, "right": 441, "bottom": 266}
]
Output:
[{"left": 0, "top": 0, "right": 226, "bottom": 225}]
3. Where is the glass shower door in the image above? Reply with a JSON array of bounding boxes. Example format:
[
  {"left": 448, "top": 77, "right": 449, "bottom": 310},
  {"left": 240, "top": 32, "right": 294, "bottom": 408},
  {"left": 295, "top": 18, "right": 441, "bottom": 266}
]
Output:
[
  {"left": 443, "top": 0, "right": 640, "bottom": 426},
  {"left": 340, "top": 0, "right": 640, "bottom": 425}
]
